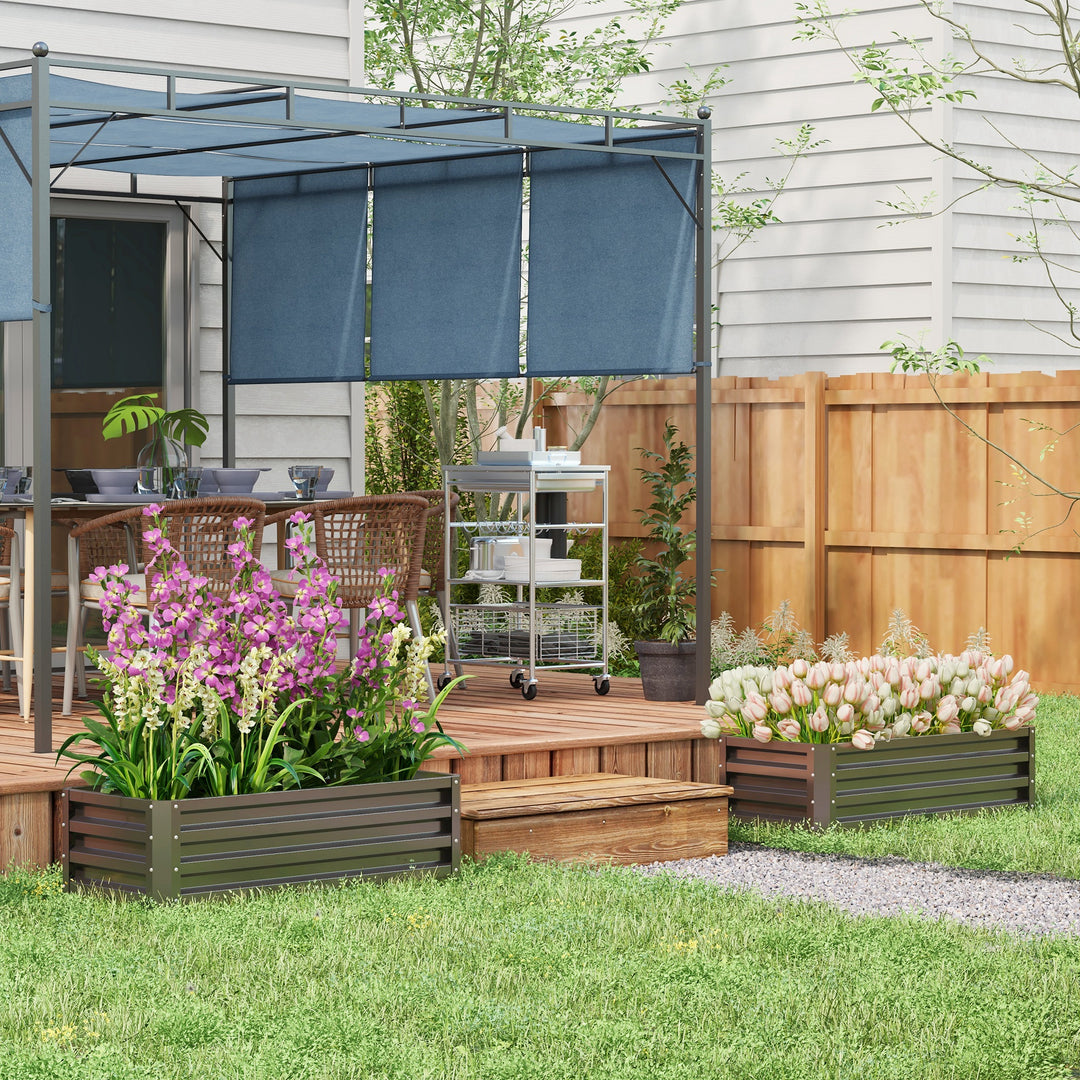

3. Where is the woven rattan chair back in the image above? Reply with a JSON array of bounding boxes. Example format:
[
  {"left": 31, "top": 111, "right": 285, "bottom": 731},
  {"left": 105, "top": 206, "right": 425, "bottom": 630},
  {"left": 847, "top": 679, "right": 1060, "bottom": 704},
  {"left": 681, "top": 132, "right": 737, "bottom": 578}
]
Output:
[
  {"left": 405, "top": 489, "right": 460, "bottom": 595},
  {"left": 312, "top": 494, "right": 429, "bottom": 608}
]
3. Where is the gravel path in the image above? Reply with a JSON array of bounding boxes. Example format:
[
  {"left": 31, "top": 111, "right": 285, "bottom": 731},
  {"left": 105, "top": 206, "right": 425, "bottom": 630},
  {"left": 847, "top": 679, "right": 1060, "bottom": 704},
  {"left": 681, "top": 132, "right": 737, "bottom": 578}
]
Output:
[{"left": 636, "top": 844, "right": 1080, "bottom": 938}]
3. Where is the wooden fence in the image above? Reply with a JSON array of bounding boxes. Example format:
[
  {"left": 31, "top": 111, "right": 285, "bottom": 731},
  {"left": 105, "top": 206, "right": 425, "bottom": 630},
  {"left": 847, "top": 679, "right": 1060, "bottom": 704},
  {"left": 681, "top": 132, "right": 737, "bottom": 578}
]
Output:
[{"left": 541, "top": 371, "right": 1080, "bottom": 693}]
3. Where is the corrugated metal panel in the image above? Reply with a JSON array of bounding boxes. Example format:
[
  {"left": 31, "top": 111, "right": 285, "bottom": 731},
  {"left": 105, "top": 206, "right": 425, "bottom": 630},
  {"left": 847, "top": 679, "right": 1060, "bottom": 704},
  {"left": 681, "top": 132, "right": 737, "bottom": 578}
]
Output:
[{"left": 62, "top": 773, "right": 461, "bottom": 900}]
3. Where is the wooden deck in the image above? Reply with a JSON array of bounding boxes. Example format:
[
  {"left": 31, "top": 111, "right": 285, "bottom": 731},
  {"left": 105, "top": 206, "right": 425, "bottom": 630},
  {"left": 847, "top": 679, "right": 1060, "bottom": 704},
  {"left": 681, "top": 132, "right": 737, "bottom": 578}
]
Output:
[{"left": 0, "top": 670, "right": 714, "bottom": 870}]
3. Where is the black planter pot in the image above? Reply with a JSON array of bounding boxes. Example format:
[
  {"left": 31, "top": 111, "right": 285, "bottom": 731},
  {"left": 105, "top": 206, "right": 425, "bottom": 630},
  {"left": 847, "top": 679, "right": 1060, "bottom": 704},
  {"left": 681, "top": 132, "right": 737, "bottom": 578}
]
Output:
[{"left": 634, "top": 639, "right": 697, "bottom": 701}]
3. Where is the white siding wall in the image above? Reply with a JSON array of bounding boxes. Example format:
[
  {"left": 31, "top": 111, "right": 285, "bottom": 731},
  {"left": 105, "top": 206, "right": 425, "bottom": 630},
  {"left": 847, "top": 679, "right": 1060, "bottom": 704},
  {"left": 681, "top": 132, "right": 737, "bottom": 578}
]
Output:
[
  {"left": 949, "top": 0, "right": 1080, "bottom": 370},
  {"left": 555, "top": 0, "right": 1080, "bottom": 376},
  {"left": 0, "top": 0, "right": 365, "bottom": 492}
]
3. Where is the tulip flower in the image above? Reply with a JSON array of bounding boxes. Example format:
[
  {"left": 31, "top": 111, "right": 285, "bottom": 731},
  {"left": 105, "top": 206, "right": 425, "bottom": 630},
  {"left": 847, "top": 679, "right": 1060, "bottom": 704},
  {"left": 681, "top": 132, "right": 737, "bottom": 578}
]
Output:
[
  {"left": 770, "top": 688, "right": 793, "bottom": 716},
  {"left": 700, "top": 717, "right": 723, "bottom": 739},
  {"left": 809, "top": 704, "right": 830, "bottom": 732},
  {"left": 829, "top": 662, "right": 845, "bottom": 682},
  {"left": 919, "top": 677, "right": 937, "bottom": 701},
  {"left": 792, "top": 657, "right": 809, "bottom": 679},
  {"left": 936, "top": 696, "right": 959, "bottom": 724},
  {"left": 892, "top": 714, "right": 911, "bottom": 737},
  {"left": 843, "top": 678, "right": 862, "bottom": 705},
  {"left": 791, "top": 679, "right": 812, "bottom": 708},
  {"left": 851, "top": 728, "right": 875, "bottom": 750},
  {"left": 836, "top": 703, "right": 854, "bottom": 725},
  {"left": 960, "top": 696, "right": 976, "bottom": 714},
  {"left": 806, "top": 663, "right": 828, "bottom": 690},
  {"left": 773, "top": 667, "right": 792, "bottom": 691},
  {"left": 823, "top": 682, "right": 842, "bottom": 707},
  {"left": 752, "top": 723, "right": 773, "bottom": 743},
  {"left": 911, "top": 712, "right": 932, "bottom": 733},
  {"left": 741, "top": 693, "right": 768, "bottom": 724},
  {"left": 916, "top": 659, "right": 932, "bottom": 682},
  {"left": 778, "top": 718, "right": 801, "bottom": 741},
  {"left": 940, "top": 719, "right": 962, "bottom": 735},
  {"left": 899, "top": 683, "right": 920, "bottom": 710},
  {"left": 972, "top": 719, "right": 992, "bottom": 736}
]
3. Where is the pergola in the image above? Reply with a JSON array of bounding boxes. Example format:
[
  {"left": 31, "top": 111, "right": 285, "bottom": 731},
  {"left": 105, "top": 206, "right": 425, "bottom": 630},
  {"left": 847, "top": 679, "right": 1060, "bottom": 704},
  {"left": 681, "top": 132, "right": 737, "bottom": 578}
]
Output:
[{"left": 0, "top": 48, "right": 713, "bottom": 748}]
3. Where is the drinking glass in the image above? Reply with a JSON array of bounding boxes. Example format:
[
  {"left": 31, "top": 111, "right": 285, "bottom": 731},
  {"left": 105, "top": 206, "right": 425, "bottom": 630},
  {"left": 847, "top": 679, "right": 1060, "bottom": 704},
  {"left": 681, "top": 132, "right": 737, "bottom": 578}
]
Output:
[{"left": 288, "top": 465, "right": 322, "bottom": 499}]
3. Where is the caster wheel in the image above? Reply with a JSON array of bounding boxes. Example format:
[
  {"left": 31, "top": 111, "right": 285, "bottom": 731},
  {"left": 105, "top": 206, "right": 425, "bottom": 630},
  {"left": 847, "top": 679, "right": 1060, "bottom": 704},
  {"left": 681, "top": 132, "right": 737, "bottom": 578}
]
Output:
[
  {"left": 436, "top": 672, "right": 453, "bottom": 691},
  {"left": 509, "top": 670, "right": 524, "bottom": 688},
  {"left": 594, "top": 678, "right": 611, "bottom": 696},
  {"left": 521, "top": 682, "right": 538, "bottom": 701}
]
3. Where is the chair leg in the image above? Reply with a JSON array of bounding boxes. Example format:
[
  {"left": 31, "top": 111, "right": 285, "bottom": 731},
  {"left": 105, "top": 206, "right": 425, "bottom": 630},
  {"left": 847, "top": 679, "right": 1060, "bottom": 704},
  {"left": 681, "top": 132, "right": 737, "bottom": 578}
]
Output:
[
  {"left": 6, "top": 594, "right": 26, "bottom": 719},
  {"left": 0, "top": 612, "right": 9, "bottom": 691},
  {"left": 437, "top": 589, "right": 464, "bottom": 678},
  {"left": 63, "top": 566, "right": 82, "bottom": 716},
  {"left": 406, "top": 598, "right": 437, "bottom": 702}
]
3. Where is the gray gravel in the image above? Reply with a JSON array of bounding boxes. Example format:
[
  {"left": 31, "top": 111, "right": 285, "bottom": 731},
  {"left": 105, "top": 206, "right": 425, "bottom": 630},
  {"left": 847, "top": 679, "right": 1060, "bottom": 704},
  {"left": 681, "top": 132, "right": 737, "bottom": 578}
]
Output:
[{"left": 636, "top": 844, "right": 1080, "bottom": 937}]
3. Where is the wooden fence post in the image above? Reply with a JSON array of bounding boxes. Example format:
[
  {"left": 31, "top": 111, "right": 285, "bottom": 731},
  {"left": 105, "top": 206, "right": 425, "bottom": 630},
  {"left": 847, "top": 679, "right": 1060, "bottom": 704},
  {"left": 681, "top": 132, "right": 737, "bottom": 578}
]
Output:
[{"left": 803, "top": 372, "right": 827, "bottom": 644}]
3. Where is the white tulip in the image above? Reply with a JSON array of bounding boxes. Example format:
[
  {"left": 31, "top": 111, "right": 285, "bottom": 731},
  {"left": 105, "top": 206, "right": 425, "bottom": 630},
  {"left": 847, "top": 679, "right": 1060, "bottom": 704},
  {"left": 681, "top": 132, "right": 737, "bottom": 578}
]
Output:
[
  {"left": 700, "top": 717, "right": 723, "bottom": 740},
  {"left": 972, "top": 719, "right": 992, "bottom": 737}
]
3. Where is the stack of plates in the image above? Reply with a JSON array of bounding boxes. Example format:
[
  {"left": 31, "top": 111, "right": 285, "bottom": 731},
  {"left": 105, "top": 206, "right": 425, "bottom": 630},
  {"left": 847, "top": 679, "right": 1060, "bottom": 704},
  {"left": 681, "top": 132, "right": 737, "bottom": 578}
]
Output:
[{"left": 501, "top": 556, "right": 581, "bottom": 582}]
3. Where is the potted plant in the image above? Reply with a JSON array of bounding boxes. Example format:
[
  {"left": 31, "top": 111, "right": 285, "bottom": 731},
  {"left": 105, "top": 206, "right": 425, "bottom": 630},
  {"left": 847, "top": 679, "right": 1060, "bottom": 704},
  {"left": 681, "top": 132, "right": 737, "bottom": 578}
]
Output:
[
  {"left": 701, "top": 650, "right": 1037, "bottom": 827},
  {"left": 57, "top": 506, "right": 465, "bottom": 900},
  {"left": 633, "top": 420, "right": 704, "bottom": 701},
  {"left": 101, "top": 393, "right": 210, "bottom": 495}
]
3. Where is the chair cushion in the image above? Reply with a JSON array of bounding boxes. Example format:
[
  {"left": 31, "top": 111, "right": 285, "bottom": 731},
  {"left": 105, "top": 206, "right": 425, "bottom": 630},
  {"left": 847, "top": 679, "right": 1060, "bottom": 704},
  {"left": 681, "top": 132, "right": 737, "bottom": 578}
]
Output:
[
  {"left": 419, "top": 569, "right": 432, "bottom": 591},
  {"left": 81, "top": 573, "right": 148, "bottom": 607},
  {"left": 0, "top": 576, "right": 10, "bottom": 600},
  {"left": 269, "top": 569, "right": 301, "bottom": 598}
]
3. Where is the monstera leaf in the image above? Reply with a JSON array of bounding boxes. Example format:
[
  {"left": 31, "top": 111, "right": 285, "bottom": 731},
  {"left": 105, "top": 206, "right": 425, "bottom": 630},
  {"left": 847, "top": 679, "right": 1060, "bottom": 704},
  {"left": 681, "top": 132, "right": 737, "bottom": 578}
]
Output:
[{"left": 102, "top": 394, "right": 209, "bottom": 447}]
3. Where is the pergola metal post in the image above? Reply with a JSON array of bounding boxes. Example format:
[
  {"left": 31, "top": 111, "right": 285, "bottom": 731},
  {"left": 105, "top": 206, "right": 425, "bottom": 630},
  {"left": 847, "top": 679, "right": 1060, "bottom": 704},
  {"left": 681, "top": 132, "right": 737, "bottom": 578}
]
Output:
[
  {"left": 30, "top": 50, "right": 53, "bottom": 750},
  {"left": 694, "top": 109, "right": 712, "bottom": 705},
  {"left": 221, "top": 178, "right": 235, "bottom": 467}
]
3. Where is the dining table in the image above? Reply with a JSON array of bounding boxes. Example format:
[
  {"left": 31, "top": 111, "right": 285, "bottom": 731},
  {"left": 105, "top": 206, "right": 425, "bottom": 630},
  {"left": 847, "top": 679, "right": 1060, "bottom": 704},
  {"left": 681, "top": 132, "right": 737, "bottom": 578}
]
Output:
[{"left": 9, "top": 491, "right": 350, "bottom": 724}]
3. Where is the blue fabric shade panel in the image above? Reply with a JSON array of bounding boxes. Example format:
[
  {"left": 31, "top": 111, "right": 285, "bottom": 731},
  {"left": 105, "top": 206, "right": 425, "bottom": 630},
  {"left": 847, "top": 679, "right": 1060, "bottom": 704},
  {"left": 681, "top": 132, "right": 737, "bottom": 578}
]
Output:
[
  {"left": 370, "top": 155, "right": 523, "bottom": 381},
  {"left": 0, "top": 75, "right": 32, "bottom": 322},
  {"left": 229, "top": 169, "right": 369, "bottom": 383},
  {"left": 526, "top": 135, "right": 699, "bottom": 377}
]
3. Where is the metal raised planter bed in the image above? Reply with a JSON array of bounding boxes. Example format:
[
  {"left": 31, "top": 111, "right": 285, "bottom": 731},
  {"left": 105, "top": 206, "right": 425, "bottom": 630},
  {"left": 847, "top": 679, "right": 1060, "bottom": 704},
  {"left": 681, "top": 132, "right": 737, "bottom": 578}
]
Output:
[
  {"left": 719, "top": 728, "right": 1035, "bottom": 828},
  {"left": 60, "top": 772, "right": 460, "bottom": 900}
]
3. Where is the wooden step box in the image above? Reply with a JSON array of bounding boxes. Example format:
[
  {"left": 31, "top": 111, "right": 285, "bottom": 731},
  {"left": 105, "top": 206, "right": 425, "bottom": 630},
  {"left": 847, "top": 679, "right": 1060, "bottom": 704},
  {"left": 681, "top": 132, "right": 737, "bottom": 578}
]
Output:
[{"left": 460, "top": 773, "right": 733, "bottom": 865}]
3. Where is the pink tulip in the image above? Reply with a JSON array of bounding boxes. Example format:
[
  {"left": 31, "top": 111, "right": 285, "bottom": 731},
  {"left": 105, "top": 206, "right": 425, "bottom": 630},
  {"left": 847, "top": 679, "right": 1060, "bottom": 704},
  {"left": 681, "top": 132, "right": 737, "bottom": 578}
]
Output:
[
  {"left": 916, "top": 659, "right": 932, "bottom": 682},
  {"left": 851, "top": 729, "right": 875, "bottom": 751},
  {"left": 791, "top": 679, "right": 812, "bottom": 708},
  {"left": 977, "top": 682, "right": 992, "bottom": 704},
  {"left": 919, "top": 677, "right": 937, "bottom": 701},
  {"left": 829, "top": 662, "right": 845, "bottom": 682},
  {"left": 836, "top": 703, "right": 854, "bottom": 725},
  {"left": 1004, "top": 714, "right": 1024, "bottom": 730},
  {"left": 770, "top": 688, "right": 793, "bottom": 716},
  {"left": 752, "top": 723, "right": 774, "bottom": 743},
  {"left": 791, "top": 657, "right": 809, "bottom": 679},
  {"left": 823, "top": 682, "right": 842, "bottom": 707},
  {"left": 809, "top": 704, "right": 830, "bottom": 732},
  {"left": 869, "top": 654, "right": 886, "bottom": 674},
  {"left": 843, "top": 678, "right": 862, "bottom": 705},
  {"left": 936, "top": 696, "right": 959, "bottom": 724},
  {"left": 940, "top": 720, "right": 961, "bottom": 735},
  {"left": 741, "top": 692, "right": 768, "bottom": 724},
  {"left": 806, "top": 663, "right": 828, "bottom": 690},
  {"left": 773, "top": 667, "right": 792, "bottom": 691},
  {"left": 899, "top": 683, "right": 920, "bottom": 710},
  {"left": 885, "top": 661, "right": 901, "bottom": 687},
  {"left": 1014, "top": 705, "right": 1035, "bottom": 724},
  {"left": 911, "top": 712, "right": 932, "bottom": 733},
  {"left": 1001, "top": 654, "right": 1014, "bottom": 676},
  {"left": 989, "top": 658, "right": 1005, "bottom": 681},
  {"left": 778, "top": 718, "right": 801, "bottom": 741}
]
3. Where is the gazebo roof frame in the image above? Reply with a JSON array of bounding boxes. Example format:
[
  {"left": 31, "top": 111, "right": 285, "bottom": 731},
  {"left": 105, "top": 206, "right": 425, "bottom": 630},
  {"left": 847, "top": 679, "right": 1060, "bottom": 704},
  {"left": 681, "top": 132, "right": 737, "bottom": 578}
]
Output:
[{"left": 0, "top": 49, "right": 712, "bottom": 746}]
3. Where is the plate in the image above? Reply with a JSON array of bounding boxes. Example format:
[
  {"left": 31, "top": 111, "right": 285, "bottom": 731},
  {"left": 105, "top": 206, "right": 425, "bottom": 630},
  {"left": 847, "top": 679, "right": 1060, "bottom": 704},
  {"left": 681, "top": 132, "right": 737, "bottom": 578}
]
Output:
[
  {"left": 86, "top": 493, "right": 162, "bottom": 504},
  {"left": 465, "top": 570, "right": 504, "bottom": 581}
]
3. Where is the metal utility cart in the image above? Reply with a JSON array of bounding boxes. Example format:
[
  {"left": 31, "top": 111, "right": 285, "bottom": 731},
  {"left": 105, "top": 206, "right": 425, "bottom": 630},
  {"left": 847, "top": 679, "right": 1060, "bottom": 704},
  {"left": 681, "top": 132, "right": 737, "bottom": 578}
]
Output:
[{"left": 443, "top": 460, "right": 610, "bottom": 699}]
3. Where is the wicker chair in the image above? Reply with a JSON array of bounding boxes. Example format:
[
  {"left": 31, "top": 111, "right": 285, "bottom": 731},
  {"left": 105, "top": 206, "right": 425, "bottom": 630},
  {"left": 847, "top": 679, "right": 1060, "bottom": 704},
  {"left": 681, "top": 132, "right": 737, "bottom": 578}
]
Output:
[
  {"left": 267, "top": 494, "right": 432, "bottom": 691},
  {"left": 0, "top": 523, "right": 26, "bottom": 714},
  {"left": 62, "top": 497, "right": 267, "bottom": 715},
  {"left": 405, "top": 489, "right": 462, "bottom": 685}
]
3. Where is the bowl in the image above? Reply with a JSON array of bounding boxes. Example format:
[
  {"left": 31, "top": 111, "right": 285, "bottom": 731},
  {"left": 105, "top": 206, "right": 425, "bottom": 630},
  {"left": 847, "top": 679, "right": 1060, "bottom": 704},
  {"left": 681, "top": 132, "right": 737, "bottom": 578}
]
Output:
[
  {"left": 210, "top": 467, "right": 267, "bottom": 494},
  {"left": 90, "top": 467, "right": 139, "bottom": 496}
]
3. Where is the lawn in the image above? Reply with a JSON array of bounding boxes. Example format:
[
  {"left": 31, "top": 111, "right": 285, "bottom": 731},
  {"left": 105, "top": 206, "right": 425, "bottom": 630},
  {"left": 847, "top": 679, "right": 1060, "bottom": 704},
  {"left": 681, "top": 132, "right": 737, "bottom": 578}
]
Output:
[{"left": 0, "top": 699, "right": 1077, "bottom": 1080}]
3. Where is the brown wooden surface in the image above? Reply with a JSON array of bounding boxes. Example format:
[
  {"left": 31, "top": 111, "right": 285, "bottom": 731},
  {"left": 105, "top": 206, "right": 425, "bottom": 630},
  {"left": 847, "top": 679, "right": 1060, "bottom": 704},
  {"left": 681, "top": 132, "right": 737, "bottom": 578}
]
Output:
[
  {"left": 460, "top": 772, "right": 730, "bottom": 865},
  {"left": 460, "top": 772, "right": 732, "bottom": 818},
  {"left": 544, "top": 371, "right": 1080, "bottom": 691},
  {"left": 0, "top": 671, "right": 715, "bottom": 868}
]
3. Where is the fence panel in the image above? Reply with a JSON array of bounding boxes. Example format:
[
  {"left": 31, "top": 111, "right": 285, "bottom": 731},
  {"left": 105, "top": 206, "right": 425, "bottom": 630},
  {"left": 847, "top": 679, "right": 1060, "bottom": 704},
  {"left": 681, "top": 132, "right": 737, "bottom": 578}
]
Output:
[{"left": 542, "top": 370, "right": 1080, "bottom": 691}]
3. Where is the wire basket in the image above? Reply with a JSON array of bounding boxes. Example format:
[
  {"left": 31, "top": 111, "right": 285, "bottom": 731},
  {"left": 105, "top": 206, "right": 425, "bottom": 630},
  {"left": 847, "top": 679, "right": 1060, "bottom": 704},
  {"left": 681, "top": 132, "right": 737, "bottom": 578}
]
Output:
[{"left": 453, "top": 605, "right": 600, "bottom": 662}]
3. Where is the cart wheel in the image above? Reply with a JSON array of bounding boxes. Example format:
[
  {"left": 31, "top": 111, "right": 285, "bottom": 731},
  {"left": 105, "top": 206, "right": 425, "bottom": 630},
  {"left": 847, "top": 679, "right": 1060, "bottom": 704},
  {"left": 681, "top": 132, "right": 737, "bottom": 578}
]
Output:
[
  {"left": 436, "top": 672, "right": 453, "bottom": 691},
  {"left": 521, "top": 682, "right": 538, "bottom": 701},
  {"left": 509, "top": 670, "right": 524, "bottom": 689},
  {"left": 594, "top": 677, "right": 611, "bottom": 696}
]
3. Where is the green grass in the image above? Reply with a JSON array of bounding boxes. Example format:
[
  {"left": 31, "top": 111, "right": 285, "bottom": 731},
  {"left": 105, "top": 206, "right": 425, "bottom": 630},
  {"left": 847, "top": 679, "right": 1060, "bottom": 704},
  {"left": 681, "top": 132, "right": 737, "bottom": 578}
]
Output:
[
  {"left": 2, "top": 698, "right": 1078, "bottom": 1078},
  {"left": 1, "top": 856, "right": 1079, "bottom": 1080},
  {"left": 729, "top": 694, "right": 1080, "bottom": 877}
]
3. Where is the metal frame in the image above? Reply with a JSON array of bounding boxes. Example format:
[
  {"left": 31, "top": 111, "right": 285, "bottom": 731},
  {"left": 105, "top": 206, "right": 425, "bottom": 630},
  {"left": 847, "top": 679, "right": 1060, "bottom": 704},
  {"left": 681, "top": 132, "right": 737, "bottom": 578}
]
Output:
[{"left": 1, "top": 51, "right": 713, "bottom": 747}]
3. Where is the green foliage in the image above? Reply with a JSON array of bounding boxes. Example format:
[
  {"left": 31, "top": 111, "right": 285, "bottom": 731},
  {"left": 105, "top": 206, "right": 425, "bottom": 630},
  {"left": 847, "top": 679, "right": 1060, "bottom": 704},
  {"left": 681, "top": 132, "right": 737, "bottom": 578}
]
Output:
[
  {"left": 633, "top": 420, "right": 705, "bottom": 643},
  {"left": 364, "top": 380, "right": 447, "bottom": 495},
  {"left": 364, "top": 0, "right": 680, "bottom": 109},
  {"left": 568, "top": 531, "right": 647, "bottom": 642},
  {"left": 101, "top": 393, "right": 209, "bottom": 447}
]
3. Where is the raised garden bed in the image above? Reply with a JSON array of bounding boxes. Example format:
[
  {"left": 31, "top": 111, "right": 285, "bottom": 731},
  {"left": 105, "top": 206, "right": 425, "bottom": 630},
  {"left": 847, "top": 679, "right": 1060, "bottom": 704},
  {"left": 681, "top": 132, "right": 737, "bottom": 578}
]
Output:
[
  {"left": 60, "top": 772, "right": 460, "bottom": 900},
  {"left": 719, "top": 728, "right": 1034, "bottom": 828}
]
